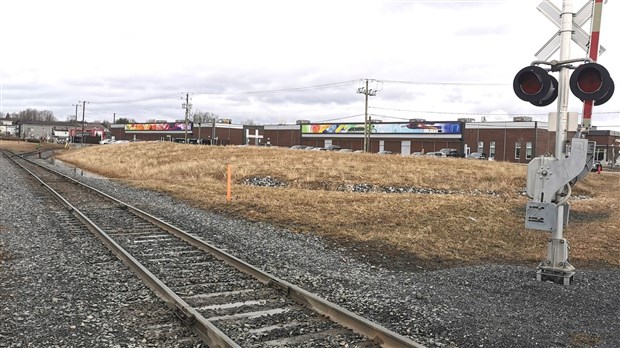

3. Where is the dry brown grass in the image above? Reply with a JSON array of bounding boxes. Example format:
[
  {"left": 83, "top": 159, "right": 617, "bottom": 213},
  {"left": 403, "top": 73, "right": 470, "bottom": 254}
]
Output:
[
  {"left": 13, "top": 141, "right": 620, "bottom": 268},
  {"left": 0, "top": 139, "right": 65, "bottom": 152}
]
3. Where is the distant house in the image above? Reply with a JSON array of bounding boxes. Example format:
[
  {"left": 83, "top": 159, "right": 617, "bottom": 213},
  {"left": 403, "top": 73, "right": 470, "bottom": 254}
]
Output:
[
  {"left": 0, "top": 118, "right": 19, "bottom": 136},
  {"left": 14, "top": 120, "right": 109, "bottom": 143}
]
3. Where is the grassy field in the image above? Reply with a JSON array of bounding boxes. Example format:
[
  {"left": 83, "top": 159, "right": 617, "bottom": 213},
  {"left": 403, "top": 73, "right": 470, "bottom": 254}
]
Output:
[{"left": 3, "top": 140, "right": 619, "bottom": 269}]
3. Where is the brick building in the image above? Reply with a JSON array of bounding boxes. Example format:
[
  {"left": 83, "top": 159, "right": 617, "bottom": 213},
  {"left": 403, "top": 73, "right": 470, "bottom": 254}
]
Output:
[
  {"left": 587, "top": 129, "right": 620, "bottom": 165},
  {"left": 106, "top": 119, "right": 620, "bottom": 165},
  {"left": 463, "top": 120, "right": 554, "bottom": 162}
]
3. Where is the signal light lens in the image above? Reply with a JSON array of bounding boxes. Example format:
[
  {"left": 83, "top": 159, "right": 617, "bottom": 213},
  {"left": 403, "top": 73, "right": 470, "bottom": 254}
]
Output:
[
  {"left": 513, "top": 66, "right": 557, "bottom": 106},
  {"left": 570, "top": 63, "right": 614, "bottom": 105},
  {"left": 518, "top": 72, "right": 543, "bottom": 95},
  {"left": 576, "top": 67, "right": 602, "bottom": 94}
]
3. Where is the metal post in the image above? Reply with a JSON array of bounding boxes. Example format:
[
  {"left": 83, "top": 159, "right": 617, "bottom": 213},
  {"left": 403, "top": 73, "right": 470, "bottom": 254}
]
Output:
[
  {"left": 553, "top": 0, "right": 572, "bottom": 238},
  {"left": 81, "top": 101, "right": 86, "bottom": 145},
  {"left": 537, "top": 0, "right": 575, "bottom": 285},
  {"left": 72, "top": 103, "right": 80, "bottom": 143},
  {"left": 184, "top": 93, "right": 189, "bottom": 143},
  {"left": 363, "top": 80, "right": 369, "bottom": 153},
  {"left": 212, "top": 117, "right": 216, "bottom": 145}
]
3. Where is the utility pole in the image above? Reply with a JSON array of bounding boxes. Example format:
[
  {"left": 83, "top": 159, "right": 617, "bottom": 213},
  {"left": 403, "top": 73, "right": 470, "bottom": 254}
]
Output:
[
  {"left": 80, "top": 101, "right": 87, "bottom": 145},
  {"left": 182, "top": 93, "right": 192, "bottom": 143},
  {"left": 211, "top": 116, "right": 217, "bottom": 145},
  {"left": 357, "top": 79, "right": 377, "bottom": 153},
  {"left": 72, "top": 103, "right": 81, "bottom": 143}
]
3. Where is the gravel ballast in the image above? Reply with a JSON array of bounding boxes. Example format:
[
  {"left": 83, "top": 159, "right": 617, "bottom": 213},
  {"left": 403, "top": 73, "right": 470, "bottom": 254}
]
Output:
[{"left": 2, "top": 153, "right": 619, "bottom": 347}]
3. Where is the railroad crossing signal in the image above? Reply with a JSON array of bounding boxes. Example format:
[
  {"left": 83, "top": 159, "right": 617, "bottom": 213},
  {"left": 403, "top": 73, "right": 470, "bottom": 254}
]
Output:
[
  {"left": 513, "top": 62, "right": 614, "bottom": 107},
  {"left": 515, "top": 0, "right": 614, "bottom": 286},
  {"left": 535, "top": 0, "right": 606, "bottom": 60},
  {"left": 516, "top": 1, "right": 614, "bottom": 108}
]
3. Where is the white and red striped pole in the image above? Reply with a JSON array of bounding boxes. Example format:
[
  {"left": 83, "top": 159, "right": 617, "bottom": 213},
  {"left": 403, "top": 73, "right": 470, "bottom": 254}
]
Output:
[{"left": 581, "top": 0, "right": 604, "bottom": 130}]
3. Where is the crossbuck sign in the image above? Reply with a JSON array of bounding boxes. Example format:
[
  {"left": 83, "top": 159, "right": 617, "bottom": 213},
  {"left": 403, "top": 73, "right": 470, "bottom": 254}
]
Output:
[{"left": 536, "top": 0, "right": 605, "bottom": 60}]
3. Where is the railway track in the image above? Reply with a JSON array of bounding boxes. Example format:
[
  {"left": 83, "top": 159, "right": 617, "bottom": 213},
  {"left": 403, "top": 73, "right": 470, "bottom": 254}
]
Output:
[{"left": 3, "top": 150, "right": 425, "bottom": 348}]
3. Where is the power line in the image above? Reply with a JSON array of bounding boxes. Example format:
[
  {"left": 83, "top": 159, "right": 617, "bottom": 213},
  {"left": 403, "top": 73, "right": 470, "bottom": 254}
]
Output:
[
  {"left": 313, "top": 114, "right": 365, "bottom": 123},
  {"left": 89, "top": 93, "right": 180, "bottom": 105},
  {"left": 195, "top": 80, "right": 359, "bottom": 96},
  {"left": 386, "top": 1, "right": 505, "bottom": 2},
  {"left": 85, "top": 80, "right": 359, "bottom": 106},
  {"left": 382, "top": 79, "right": 508, "bottom": 86},
  {"left": 370, "top": 106, "right": 620, "bottom": 117}
]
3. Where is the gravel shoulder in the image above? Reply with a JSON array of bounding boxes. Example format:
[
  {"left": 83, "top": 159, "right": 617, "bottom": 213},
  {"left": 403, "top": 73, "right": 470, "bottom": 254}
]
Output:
[
  {"left": 0, "top": 155, "right": 202, "bottom": 347},
  {"left": 2, "top": 154, "right": 619, "bottom": 348}
]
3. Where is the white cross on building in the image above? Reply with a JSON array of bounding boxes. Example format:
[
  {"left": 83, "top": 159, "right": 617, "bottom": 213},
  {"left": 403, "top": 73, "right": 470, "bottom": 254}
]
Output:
[{"left": 246, "top": 128, "right": 264, "bottom": 146}]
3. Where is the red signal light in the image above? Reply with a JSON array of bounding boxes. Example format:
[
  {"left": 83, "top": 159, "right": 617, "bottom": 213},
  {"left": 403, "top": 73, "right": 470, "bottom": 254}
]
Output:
[
  {"left": 576, "top": 68, "right": 602, "bottom": 93},
  {"left": 518, "top": 71, "right": 544, "bottom": 95},
  {"left": 513, "top": 66, "right": 558, "bottom": 107},
  {"left": 570, "top": 63, "right": 614, "bottom": 105}
]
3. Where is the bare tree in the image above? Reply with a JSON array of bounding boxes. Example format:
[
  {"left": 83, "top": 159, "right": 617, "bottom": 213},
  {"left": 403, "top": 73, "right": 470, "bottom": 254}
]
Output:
[
  {"left": 40, "top": 110, "right": 56, "bottom": 122},
  {"left": 192, "top": 111, "right": 220, "bottom": 124},
  {"left": 13, "top": 108, "right": 57, "bottom": 122},
  {"left": 93, "top": 120, "right": 111, "bottom": 129},
  {"left": 115, "top": 117, "right": 136, "bottom": 124}
]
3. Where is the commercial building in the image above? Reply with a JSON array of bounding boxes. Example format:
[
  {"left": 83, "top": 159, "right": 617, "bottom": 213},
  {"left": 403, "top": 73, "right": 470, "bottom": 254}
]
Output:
[{"left": 104, "top": 118, "right": 620, "bottom": 164}]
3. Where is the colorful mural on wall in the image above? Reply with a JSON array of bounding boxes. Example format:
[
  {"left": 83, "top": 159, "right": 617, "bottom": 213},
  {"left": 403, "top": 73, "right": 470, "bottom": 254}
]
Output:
[
  {"left": 301, "top": 122, "right": 462, "bottom": 134},
  {"left": 124, "top": 123, "right": 192, "bottom": 132}
]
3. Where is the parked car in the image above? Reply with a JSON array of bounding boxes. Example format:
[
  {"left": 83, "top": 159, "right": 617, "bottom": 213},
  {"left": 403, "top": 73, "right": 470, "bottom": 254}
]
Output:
[
  {"left": 446, "top": 150, "right": 461, "bottom": 157},
  {"left": 467, "top": 152, "right": 488, "bottom": 160},
  {"left": 439, "top": 148, "right": 457, "bottom": 156},
  {"left": 426, "top": 151, "right": 446, "bottom": 157},
  {"left": 378, "top": 150, "right": 394, "bottom": 155},
  {"left": 411, "top": 151, "right": 424, "bottom": 156},
  {"left": 324, "top": 145, "right": 342, "bottom": 151},
  {"left": 591, "top": 162, "right": 603, "bottom": 172},
  {"left": 99, "top": 139, "right": 114, "bottom": 145}
]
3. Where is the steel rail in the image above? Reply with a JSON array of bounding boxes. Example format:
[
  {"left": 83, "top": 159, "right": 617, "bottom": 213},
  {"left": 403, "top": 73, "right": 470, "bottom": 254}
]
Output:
[
  {"left": 5, "top": 152, "right": 240, "bottom": 348},
  {"left": 8, "top": 152, "right": 425, "bottom": 348}
]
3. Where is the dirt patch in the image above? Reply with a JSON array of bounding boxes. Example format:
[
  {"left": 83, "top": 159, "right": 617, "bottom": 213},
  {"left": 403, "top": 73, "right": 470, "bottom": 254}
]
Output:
[
  {"left": 321, "top": 235, "right": 520, "bottom": 272},
  {"left": 570, "top": 332, "right": 602, "bottom": 347},
  {"left": 569, "top": 210, "right": 611, "bottom": 223}
]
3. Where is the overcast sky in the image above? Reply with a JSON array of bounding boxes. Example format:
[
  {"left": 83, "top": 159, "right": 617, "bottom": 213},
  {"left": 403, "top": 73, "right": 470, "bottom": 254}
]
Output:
[{"left": 1, "top": 0, "right": 618, "bottom": 130}]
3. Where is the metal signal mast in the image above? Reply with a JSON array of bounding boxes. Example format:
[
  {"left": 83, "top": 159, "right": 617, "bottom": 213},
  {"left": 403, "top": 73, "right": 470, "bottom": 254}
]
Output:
[{"left": 513, "top": 0, "right": 613, "bottom": 285}]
